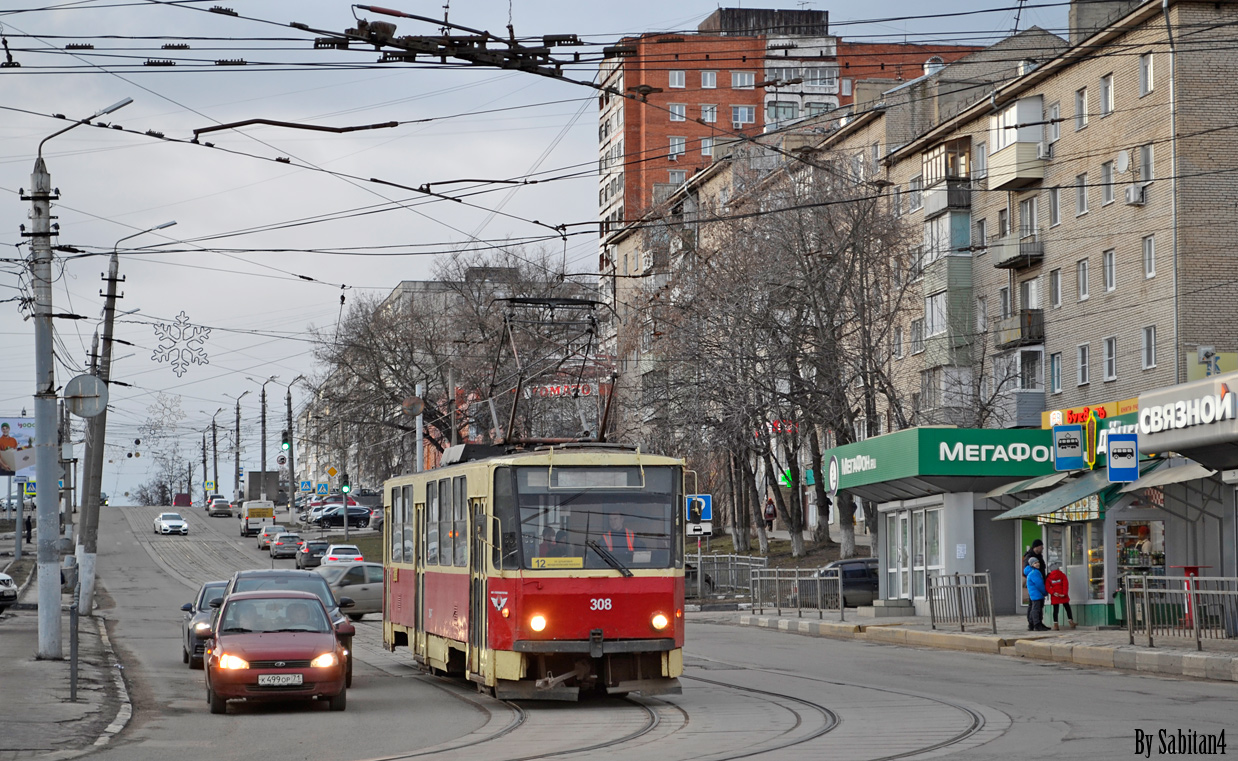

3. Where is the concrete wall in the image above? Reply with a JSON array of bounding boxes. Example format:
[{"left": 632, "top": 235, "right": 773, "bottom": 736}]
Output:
[{"left": 974, "top": 501, "right": 1018, "bottom": 614}]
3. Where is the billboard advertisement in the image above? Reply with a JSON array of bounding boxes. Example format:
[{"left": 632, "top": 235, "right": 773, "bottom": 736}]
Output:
[{"left": 0, "top": 417, "right": 37, "bottom": 478}]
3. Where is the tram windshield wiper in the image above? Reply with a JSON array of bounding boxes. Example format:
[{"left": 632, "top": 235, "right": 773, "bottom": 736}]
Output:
[{"left": 586, "top": 539, "right": 633, "bottom": 577}]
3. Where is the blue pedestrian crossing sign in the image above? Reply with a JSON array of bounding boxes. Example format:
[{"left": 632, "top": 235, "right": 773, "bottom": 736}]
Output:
[
  {"left": 205, "top": 480, "right": 215, "bottom": 492},
  {"left": 300, "top": 480, "right": 312, "bottom": 492},
  {"left": 686, "top": 494, "right": 712, "bottom": 522},
  {"left": 24, "top": 481, "right": 36, "bottom": 495},
  {"left": 316, "top": 483, "right": 328, "bottom": 495}
]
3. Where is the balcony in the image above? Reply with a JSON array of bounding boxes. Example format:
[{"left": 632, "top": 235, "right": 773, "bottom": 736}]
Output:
[
  {"left": 992, "top": 226, "right": 1044, "bottom": 269},
  {"left": 923, "top": 178, "right": 971, "bottom": 219},
  {"left": 994, "top": 309, "right": 1044, "bottom": 349},
  {"left": 987, "top": 142, "right": 1044, "bottom": 191}
]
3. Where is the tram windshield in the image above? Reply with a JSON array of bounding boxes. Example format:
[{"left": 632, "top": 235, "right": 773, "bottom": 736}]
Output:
[{"left": 494, "top": 465, "right": 681, "bottom": 571}]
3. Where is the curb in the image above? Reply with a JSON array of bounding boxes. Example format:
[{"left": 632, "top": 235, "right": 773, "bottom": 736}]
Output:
[{"left": 733, "top": 614, "right": 1238, "bottom": 683}]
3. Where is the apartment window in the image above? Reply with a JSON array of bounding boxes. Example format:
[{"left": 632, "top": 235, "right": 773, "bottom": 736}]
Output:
[
  {"left": 802, "top": 66, "right": 838, "bottom": 88},
  {"left": 1076, "top": 173, "right": 1088, "bottom": 215},
  {"left": 911, "top": 318, "right": 925, "bottom": 353},
  {"left": 974, "top": 141, "right": 987, "bottom": 178},
  {"left": 925, "top": 291, "right": 947, "bottom": 336},
  {"left": 1078, "top": 344, "right": 1091, "bottom": 386},
  {"left": 921, "top": 368, "right": 942, "bottom": 409},
  {"left": 1077, "top": 259, "right": 1090, "bottom": 300},
  {"left": 731, "top": 105, "right": 755, "bottom": 126},
  {"left": 1020, "top": 277, "right": 1040, "bottom": 310},
  {"left": 1139, "top": 53, "right": 1154, "bottom": 96},
  {"left": 1049, "top": 187, "right": 1061, "bottom": 226},
  {"left": 975, "top": 218, "right": 987, "bottom": 253},
  {"left": 701, "top": 104, "right": 717, "bottom": 123},
  {"left": 892, "top": 186, "right": 903, "bottom": 217},
  {"left": 909, "top": 246, "right": 924, "bottom": 280},
  {"left": 1103, "top": 249, "right": 1116, "bottom": 292},
  {"left": 668, "top": 70, "right": 685, "bottom": 89},
  {"left": 701, "top": 137, "right": 713, "bottom": 157},
  {"left": 926, "top": 215, "right": 949, "bottom": 263},
  {"left": 1050, "top": 268, "right": 1062, "bottom": 308},
  {"left": 1139, "top": 144, "right": 1155, "bottom": 183},
  {"left": 1101, "top": 161, "right": 1115, "bottom": 205},
  {"left": 893, "top": 326, "right": 904, "bottom": 358},
  {"left": 1103, "top": 337, "right": 1118, "bottom": 381},
  {"left": 1143, "top": 235, "right": 1156, "bottom": 278},
  {"left": 1047, "top": 102, "right": 1061, "bottom": 142},
  {"left": 908, "top": 175, "right": 923, "bottom": 210},
  {"left": 668, "top": 169, "right": 686, "bottom": 185},
  {"left": 669, "top": 104, "right": 686, "bottom": 121},
  {"left": 806, "top": 102, "right": 829, "bottom": 116},
  {"left": 976, "top": 295, "right": 988, "bottom": 333},
  {"left": 701, "top": 70, "right": 717, "bottom": 89},
  {"left": 1075, "top": 87, "right": 1088, "bottom": 130},
  {"left": 1099, "top": 74, "right": 1114, "bottom": 117},
  {"left": 998, "top": 208, "right": 1009, "bottom": 237},
  {"left": 1050, "top": 352, "right": 1063, "bottom": 394},
  {"left": 731, "top": 71, "right": 755, "bottom": 89},
  {"left": 1019, "top": 196, "right": 1038, "bottom": 237},
  {"left": 668, "top": 136, "right": 686, "bottom": 157},
  {"left": 767, "top": 101, "right": 797, "bottom": 122},
  {"left": 1142, "top": 326, "right": 1157, "bottom": 369},
  {"left": 999, "top": 286, "right": 1012, "bottom": 319}
]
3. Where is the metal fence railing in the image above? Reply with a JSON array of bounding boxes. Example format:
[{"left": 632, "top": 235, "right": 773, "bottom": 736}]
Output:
[
  {"left": 927, "top": 572, "right": 996, "bottom": 633},
  {"left": 689, "top": 554, "right": 768, "bottom": 597},
  {"left": 1125, "top": 575, "right": 1238, "bottom": 650},
  {"left": 750, "top": 568, "right": 845, "bottom": 621}
]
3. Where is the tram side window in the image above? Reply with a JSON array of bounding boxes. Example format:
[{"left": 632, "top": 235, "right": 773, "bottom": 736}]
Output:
[
  {"left": 492, "top": 467, "right": 521, "bottom": 569},
  {"left": 401, "top": 485, "right": 414, "bottom": 565},
  {"left": 453, "top": 476, "right": 468, "bottom": 567},
  {"left": 439, "top": 478, "right": 453, "bottom": 566},
  {"left": 426, "top": 481, "right": 439, "bottom": 566},
  {"left": 390, "top": 487, "right": 403, "bottom": 564}
]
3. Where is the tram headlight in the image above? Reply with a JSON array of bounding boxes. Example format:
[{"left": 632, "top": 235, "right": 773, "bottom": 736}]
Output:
[
  {"left": 651, "top": 613, "right": 669, "bottom": 630},
  {"left": 530, "top": 614, "right": 547, "bottom": 632}
]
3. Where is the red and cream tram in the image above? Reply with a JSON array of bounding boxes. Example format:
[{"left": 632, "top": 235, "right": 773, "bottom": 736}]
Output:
[{"left": 381, "top": 443, "right": 686, "bottom": 700}]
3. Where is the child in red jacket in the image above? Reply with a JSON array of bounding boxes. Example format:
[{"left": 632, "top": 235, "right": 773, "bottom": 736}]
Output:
[{"left": 1045, "top": 563, "right": 1075, "bottom": 630}]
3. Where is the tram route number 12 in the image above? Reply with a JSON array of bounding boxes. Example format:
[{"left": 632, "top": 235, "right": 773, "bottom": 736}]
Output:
[{"left": 589, "top": 598, "right": 613, "bottom": 611}]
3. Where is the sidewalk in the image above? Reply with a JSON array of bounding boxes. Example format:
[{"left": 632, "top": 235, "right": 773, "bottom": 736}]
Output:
[
  {"left": 0, "top": 560, "right": 131, "bottom": 761},
  {"left": 700, "top": 608, "right": 1238, "bottom": 682}
]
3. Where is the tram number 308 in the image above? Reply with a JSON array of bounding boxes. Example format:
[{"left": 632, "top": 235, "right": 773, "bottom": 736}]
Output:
[{"left": 589, "top": 598, "right": 613, "bottom": 611}]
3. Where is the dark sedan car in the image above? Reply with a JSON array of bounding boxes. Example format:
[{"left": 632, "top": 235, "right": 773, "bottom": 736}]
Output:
[
  {"left": 181, "top": 580, "right": 227, "bottom": 669},
  {"left": 204, "top": 590, "right": 351, "bottom": 714},
  {"left": 793, "top": 557, "right": 880, "bottom": 608},
  {"left": 219, "top": 569, "right": 357, "bottom": 687},
  {"left": 269, "top": 533, "right": 304, "bottom": 559},
  {"left": 296, "top": 540, "right": 330, "bottom": 569},
  {"left": 314, "top": 505, "right": 370, "bottom": 529}
]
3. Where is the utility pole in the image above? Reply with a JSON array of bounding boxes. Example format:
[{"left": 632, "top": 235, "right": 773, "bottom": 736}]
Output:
[
  {"left": 60, "top": 400, "right": 72, "bottom": 542},
  {"left": 449, "top": 367, "right": 458, "bottom": 446},
  {"left": 201, "top": 433, "right": 208, "bottom": 505},
  {"left": 211, "top": 414, "right": 219, "bottom": 496},
  {"left": 233, "top": 392, "right": 248, "bottom": 501},
  {"left": 286, "top": 377, "right": 303, "bottom": 514},
  {"left": 260, "top": 384, "right": 268, "bottom": 501},
  {"left": 416, "top": 381, "right": 424, "bottom": 473}
]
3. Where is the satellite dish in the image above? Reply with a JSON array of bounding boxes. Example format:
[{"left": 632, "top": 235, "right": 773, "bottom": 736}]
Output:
[
  {"left": 64, "top": 374, "right": 108, "bottom": 418},
  {"left": 1116, "top": 150, "right": 1130, "bottom": 174},
  {"left": 402, "top": 396, "right": 425, "bottom": 416}
]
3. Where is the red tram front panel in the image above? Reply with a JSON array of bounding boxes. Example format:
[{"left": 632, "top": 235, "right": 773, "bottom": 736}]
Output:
[{"left": 485, "top": 575, "right": 684, "bottom": 650}]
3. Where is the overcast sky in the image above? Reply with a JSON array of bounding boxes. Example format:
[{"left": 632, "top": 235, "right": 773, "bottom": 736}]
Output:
[{"left": 0, "top": 0, "right": 1069, "bottom": 503}]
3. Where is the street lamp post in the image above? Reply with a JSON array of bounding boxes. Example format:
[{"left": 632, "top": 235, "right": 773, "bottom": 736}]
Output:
[
  {"left": 247, "top": 376, "right": 279, "bottom": 502},
  {"left": 284, "top": 376, "right": 305, "bottom": 514},
  {"left": 229, "top": 390, "right": 251, "bottom": 500},
  {"left": 78, "top": 220, "right": 174, "bottom": 618}
]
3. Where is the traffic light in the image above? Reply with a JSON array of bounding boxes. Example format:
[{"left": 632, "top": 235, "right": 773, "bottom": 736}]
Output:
[
  {"left": 280, "top": 430, "right": 290, "bottom": 451},
  {"left": 340, "top": 472, "right": 351, "bottom": 494}
]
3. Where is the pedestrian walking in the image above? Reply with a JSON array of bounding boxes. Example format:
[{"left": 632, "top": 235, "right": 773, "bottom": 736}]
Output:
[
  {"left": 1022, "top": 538, "right": 1046, "bottom": 569},
  {"left": 23, "top": 514, "right": 32, "bottom": 545},
  {"left": 1045, "top": 563, "right": 1076, "bottom": 630},
  {"left": 762, "top": 497, "right": 776, "bottom": 531},
  {"left": 1024, "top": 556, "right": 1050, "bottom": 631}
]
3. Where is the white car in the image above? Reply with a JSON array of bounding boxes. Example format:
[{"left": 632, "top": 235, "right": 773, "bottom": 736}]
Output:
[
  {"left": 153, "top": 512, "right": 190, "bottom": 536},
  {"left": 0, "top": 571, "right": 17, "bottom": 613},
  {"left": 321, "top": 544, "right": 364, "bottom": 564}
]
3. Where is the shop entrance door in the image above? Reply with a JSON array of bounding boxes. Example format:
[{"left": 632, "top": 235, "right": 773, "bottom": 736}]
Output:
[{"left": 896, "top": 513, "right": 911, "bottom": 599}]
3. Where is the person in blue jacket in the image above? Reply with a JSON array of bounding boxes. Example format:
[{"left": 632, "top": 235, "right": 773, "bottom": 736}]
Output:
[{"left": 1024, "top": 556, "right": 1050, "bottom": 631}]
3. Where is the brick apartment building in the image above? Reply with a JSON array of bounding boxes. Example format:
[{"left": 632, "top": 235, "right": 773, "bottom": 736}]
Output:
[{"left": 597, "top": 7, "right": 981, "bottom": 238}]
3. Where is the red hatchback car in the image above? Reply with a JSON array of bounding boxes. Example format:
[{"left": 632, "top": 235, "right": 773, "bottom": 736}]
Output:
[{"left": 204, "top": 590, "right": 353, "bottom": 714}]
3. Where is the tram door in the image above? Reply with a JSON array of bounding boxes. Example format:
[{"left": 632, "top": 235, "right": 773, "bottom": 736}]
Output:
[
  {"left": 468, "top": 497, "right": 487, "bottom": 677},
  {"left": 414, "top": 500, "right": 426, "bottom": 658}
]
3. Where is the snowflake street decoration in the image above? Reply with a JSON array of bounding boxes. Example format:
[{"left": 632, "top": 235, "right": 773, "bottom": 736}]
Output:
[{"left": 152, "top": 311, "right": 210, "bottom": 377}]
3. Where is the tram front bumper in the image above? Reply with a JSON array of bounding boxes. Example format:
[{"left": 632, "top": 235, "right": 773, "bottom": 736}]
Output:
[{"left": 511, "top": 637, "right": 675, "bottom": 654}]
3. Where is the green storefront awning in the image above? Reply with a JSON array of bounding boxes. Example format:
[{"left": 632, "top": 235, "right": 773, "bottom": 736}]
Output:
[
  {"left": 985, "top": 470, "right": 1070, "bottom": 498},
  {"left": 992, "top": 468, "right": 1114, "bottom": 521}
]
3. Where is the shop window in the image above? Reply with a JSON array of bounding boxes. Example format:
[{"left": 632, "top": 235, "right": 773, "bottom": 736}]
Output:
[{"left": 1116, "top": 520, "right": 1165, "bottom": 576}]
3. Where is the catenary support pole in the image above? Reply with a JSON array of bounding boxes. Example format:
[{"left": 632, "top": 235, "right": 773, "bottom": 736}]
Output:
[
  {"left": 415, "top": 382, "right": 424, "bottom": 473},
  {"left": 260, "top": 384, "right": 267, "bottom": 501}
]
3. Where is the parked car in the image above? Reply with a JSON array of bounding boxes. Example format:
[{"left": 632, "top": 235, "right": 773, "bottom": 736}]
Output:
[
  {"left": 181, "top": 580, "right": 227, "bottom": 669},
  {"left": 315, "top": 562, "right": 383, "bottom": 621},
  {"left": 255, "top": 524, "right": 287, "bottom": 550},
  {"left": 0, "top": 571, "right": 17, "bottom": 614},
  {"left": 296, "top": 540, "right": 330, "bottom": 569},
  {"left": 314, "top": 506, "right": 370, "bottom": 529},
  {"left": 217, "top": 569, "right": 357, "bottom": 687},
  {"left": 153, "top": 512, "right": 189, "bottom": 535},
  {"left": 321, "top": 544, "right": 364, "bottom": 565},
  {"left": 269, "top": 533, "right": 304, "bottom": 559},
  {"left": 300, "top": 504, "right": 331, "bottom": 525},
  {"left": 794, "top": 558, "right": 880, "bottom": 608},
  {"left": 208, "top": 497, "right": 233, "bottom": 518},
  {"left": 204, "top": 590, "right": 350, "bottom": 714}
]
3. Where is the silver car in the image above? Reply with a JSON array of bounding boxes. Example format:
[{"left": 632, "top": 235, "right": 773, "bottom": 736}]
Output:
[{"left": 315, "top": 562, "right": 383, "bottom": 621}]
